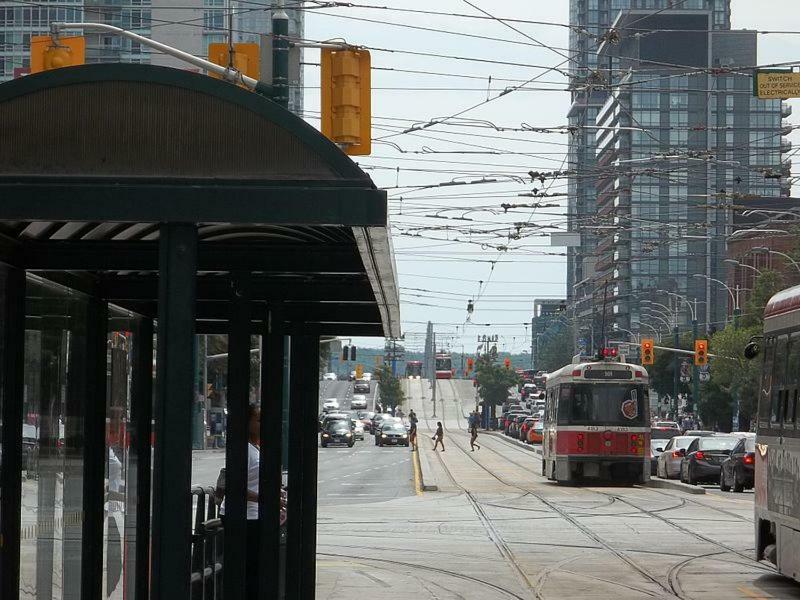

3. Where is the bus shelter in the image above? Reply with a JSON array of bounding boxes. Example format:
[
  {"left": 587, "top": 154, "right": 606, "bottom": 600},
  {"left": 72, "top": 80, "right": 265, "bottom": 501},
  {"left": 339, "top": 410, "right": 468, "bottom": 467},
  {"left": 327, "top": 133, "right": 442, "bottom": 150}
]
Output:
[{"left": 0, "top": 63, "right": 399, "bottom": 600}]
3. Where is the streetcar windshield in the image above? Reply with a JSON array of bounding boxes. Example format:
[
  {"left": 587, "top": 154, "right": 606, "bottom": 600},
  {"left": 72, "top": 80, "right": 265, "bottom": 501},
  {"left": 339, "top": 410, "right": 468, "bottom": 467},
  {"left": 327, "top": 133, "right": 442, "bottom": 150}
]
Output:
[
  {"left": 558, "top": 384, "right": 647, "bottom": 426},
  {"left": 435, "top": 357, "right": 451, "bottom": 370}
]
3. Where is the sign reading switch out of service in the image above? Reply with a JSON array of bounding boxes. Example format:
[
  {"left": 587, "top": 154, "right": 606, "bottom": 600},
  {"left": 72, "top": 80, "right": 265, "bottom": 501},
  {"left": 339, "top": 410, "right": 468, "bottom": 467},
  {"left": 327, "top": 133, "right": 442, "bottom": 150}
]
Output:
[{"left": 754, "top": 69, "right": 800, "bottom": 99}]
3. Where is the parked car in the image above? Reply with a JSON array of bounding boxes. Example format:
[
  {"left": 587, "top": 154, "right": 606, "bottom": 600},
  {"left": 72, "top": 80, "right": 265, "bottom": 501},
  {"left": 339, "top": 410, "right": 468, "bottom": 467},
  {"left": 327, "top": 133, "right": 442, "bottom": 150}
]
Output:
[
  {"left": 322, "top": 398, "right": 340, "bottom": 411},
  {"left": 653, "top": 421, "right": 680, "bottom": 431},
  {"left": 353, "top": 380, "right": 370, "bottom": 394},
  {"left": 508, "top": 414, "right": 529, "bottom": 438},
  {"left": 650, "top": 439, "right": 664, "bottom": 475},
  {"left": 350, "top": 394, "right": 368, "bottom": 410},
  {"left": 679, "top": 436, "right": 740, "bottom": 485},
  {"left": 526, "top": 420, "right": 543, "bottom": 444},
  {"left": 320, "top": 419, "right": 354, "bottom": 448},
  {"left": 503, "top": 411, "right": 527, "bottom": 434},
  {"left": 362, "top": 372, "right": 372, "bottom": 382},
  {"left": 377, "top": 422, "right": 409, "bottom": 447},
  {"left": 655, "top": 435, "right": 700, "bottom": 479},
  {"left": 322, "top": 372, "right": 337, "bottom": 381},
  {"left": 719, "top": 436, "right": 756, "bottom": 492}
]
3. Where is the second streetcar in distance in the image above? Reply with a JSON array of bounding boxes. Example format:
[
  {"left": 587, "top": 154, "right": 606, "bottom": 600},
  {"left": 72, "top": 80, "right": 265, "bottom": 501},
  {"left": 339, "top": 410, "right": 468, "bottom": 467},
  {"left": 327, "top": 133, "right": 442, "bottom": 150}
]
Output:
[
  {"left": 405, "top": 360, "right": 423, "bottom": 379},
  {"left": 435, "top": 353, "right": 453, "bottom": 379},
  {"left": 542, "top": 350, "right": 650, "bottom": 484}
]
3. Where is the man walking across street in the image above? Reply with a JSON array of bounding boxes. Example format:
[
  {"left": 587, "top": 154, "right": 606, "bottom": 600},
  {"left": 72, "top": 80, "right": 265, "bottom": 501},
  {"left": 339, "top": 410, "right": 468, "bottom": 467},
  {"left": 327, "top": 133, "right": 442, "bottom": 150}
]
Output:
[
  {"left": 432, "top": 421, "right": 445, "bottom": 452},
  {"left": 469, "top": 421, "right": 481, "bottom": 451}
]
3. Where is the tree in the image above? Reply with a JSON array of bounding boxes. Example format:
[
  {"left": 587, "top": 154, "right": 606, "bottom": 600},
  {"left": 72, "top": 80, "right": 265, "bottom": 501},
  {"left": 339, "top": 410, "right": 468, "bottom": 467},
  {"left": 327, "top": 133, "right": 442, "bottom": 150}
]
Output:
[
  {"left": 646, "top": 332, "right": 693, "bottom": 399},
  {"left": 537, "top": 323, "right": 576, "bottom": 372},
  {"left": 375, "top": 364, "right": 405, "bottom": 412},
  {"left": 740, "top": 269, "right": 784, "bottom": 328},
  {"left": 697, "top": 380, "right": 734, "bottom": 431},
  {"left": 709, "top": 323, "right": 762, "bottom": 431},
  {"left": 475, "top": 355, "right": 521, "bottom": 424}
]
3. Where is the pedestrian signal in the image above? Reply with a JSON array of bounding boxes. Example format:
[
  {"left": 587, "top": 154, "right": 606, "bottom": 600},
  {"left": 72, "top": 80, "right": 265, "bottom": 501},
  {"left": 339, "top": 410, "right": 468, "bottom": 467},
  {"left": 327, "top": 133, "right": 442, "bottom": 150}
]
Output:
[
  {"left": 694, "top": 340, "right": 708, "bottom": 366},
  {"left": 30, "top": 36, "right": 85, "bottom": 74},
  {"left": 321, "top": 48, "right": 371, "bottom": 155},
  {"left": 641, "top": 339, "right": 654, "bottom": 365}
]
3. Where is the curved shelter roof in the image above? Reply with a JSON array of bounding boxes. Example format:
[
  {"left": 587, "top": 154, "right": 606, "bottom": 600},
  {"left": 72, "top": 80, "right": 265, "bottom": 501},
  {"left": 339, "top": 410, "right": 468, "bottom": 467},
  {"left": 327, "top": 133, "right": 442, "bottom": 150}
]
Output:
[{"left": 0, "top": 63, "right": 399, "bottom": 337}]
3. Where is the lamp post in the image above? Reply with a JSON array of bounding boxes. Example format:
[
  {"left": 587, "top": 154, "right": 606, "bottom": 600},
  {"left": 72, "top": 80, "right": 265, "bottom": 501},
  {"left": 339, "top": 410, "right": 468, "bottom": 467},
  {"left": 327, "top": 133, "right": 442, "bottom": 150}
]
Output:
[
  {"left": 750, "top": 247, "right": 800, "bottom": 276},
  {"left": 724, "top": 258, "right": 762, "bottom": 276},
  {"left": 661, "top": 290, "right": 699, "bottom": 414},
  {"left": 692, "top": 273, "right": 741, "bottom": 327},
  {"left": 643, "top": 297, "right": 679, "bottom": 411}
]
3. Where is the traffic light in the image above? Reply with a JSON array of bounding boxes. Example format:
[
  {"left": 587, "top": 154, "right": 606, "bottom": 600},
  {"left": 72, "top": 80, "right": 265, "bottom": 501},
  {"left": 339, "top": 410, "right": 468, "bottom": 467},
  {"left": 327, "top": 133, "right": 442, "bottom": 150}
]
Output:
[
  {"left": 350, "top": 345, "right": 357, "bottom": 361},
  {"left": 342, "top": 346, "right": 349, "bottom": 361},
  {"left": 504, "top": 357, "right": 511, "bottom": 369},
  {"left": 641, "top": 338, "right": 654, "bottom": 365},
  {"left": 466, "top": 357, "right": 474, "bottom": 373},
  {"left": 694, "top": 339, "right": 708, "bottom": 366},
  {"left": 30, "top": 36, "right": 85, "bottom": 74},
  {"left": 321, "top": 48, "right": 371, "bottom": 156},
  {"left": 207, "top": 42, "right": 260, "bottom": 83}
]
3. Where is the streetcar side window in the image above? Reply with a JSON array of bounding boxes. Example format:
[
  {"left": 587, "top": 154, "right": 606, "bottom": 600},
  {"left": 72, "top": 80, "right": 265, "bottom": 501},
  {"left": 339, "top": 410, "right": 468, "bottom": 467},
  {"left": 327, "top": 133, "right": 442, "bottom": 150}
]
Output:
[
  {"left": 790, "top": 333, "right": 800, "bottom": 385},
  {"left": 760, "top": 336, "right": 775, "bottom": 425},
  {"left": 770, "top": 335, "right": 789, "bottom": 428}
]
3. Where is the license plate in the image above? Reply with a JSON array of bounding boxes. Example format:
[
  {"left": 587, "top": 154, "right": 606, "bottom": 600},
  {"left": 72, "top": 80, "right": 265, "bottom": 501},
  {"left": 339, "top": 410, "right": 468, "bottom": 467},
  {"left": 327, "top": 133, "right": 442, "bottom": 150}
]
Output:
[{"left": 389, "top": 439, "right": 397, "bottom": 444}]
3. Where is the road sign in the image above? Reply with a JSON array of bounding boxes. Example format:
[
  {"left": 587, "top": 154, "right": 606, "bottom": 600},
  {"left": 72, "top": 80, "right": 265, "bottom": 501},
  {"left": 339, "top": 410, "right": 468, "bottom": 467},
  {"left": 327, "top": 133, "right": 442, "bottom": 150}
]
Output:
[
  {"left": 680, "top": 359, "right": 691, "bottom": 383},
  {"left": 754, "top": 69, "right": 800, "bottom": 99},
  {"left": 699, "top": 365, "right": 710, "bottom": 382}
]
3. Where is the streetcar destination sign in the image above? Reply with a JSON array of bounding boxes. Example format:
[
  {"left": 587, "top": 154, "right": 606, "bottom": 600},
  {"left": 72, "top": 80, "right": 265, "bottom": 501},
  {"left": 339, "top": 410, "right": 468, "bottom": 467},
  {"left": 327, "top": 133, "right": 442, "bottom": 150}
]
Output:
[
  {"left": 754, "top": 69, "right": 800, "bottom": 99},
  {"left": 583, "top": 369, "right": 632, "bottom": 380}
]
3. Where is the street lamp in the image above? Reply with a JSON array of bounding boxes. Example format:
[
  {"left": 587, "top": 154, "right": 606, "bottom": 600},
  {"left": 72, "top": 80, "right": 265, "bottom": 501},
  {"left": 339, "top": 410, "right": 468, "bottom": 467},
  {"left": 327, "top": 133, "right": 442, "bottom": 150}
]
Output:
[
  {"left": 641, "top": 310, "right": 673, "bottom": 332},
  {"left": 750, "top": 247, "right": 800, "bottom": 275},
  {"left": 641, "top": 299, "right": 676, "bottom": 321},
  {"left": 639, "top": 322, "right": 662, "bottom": 342},
  {"left": 692, "top": 273, "right": 741, "bottom": 327},
  {"left": 659, "top": 289, "right": 700, "bottom": 413},
  {"left": 724, "top": 259, "right": 762, "bottom": 276}
]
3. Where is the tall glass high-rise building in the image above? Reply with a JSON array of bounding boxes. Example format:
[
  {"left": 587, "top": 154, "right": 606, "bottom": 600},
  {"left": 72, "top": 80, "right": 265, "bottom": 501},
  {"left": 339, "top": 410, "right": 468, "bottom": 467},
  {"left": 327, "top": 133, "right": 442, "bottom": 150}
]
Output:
[{"left": 566, "top": 0, "right": 786, "bottom": 350}]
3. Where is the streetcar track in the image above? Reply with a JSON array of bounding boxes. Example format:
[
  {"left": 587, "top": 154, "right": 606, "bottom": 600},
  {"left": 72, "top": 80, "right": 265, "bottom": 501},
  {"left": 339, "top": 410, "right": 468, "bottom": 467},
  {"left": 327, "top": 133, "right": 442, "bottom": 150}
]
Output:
[{"left": 318, "top": 551, "right": 528, "bottom": 600}]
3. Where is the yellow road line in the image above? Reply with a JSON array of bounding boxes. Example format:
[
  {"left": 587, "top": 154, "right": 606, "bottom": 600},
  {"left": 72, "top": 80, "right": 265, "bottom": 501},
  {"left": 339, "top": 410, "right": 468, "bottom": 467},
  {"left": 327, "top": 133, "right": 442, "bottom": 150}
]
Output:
[
  {"left": 412, "top": 449, "right": 423, "bottom": 495},
  {"left": 738, "top": 585, "right": 770, "bottom": 599}
]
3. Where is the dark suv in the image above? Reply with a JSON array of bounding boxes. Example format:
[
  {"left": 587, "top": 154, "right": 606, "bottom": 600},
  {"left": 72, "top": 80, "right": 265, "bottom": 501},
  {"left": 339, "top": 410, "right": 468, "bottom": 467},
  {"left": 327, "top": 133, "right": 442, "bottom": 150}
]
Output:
[{"left": 353, "top": 380, "right": 370, "bottom": 394}]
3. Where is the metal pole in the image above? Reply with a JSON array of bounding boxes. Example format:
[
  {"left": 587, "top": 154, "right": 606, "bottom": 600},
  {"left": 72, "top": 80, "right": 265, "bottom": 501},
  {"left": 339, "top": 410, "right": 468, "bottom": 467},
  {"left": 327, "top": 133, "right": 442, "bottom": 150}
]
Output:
[
  {"left": 271, "top": 0, "right": 290, "bottom": 109},
  {"left": 432, "top": 331, "right": 437, "bottom": 418},
  {"left": 530, "top": 317, "right": 535, "bottom": 369},
  {"left": 692, "top": 317, "right": 699, "bottom": 415}
]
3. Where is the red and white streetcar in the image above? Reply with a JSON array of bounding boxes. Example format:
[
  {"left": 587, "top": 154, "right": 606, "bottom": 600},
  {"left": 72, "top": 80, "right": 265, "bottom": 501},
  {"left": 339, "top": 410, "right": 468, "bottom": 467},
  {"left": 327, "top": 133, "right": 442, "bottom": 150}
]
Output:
[
  {"left": 753, "top": 284, "right": 800, "bottom": 580},
  {"left": 542, "top": 348, "right": 650, "bottom": 484}
]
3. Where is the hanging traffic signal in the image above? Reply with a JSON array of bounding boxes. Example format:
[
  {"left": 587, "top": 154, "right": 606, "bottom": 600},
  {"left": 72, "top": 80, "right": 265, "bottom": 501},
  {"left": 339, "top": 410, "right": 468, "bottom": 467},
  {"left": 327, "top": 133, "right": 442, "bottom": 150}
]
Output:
[
  {"left": 321, "top": 48, "right": 371, "bottom": 156},
  {"left": 694, "top": 340, "right": 708, "bottom": 366},
  {"left": 350, "top": 345, "right": 357, "bottom": 361},
  {"left": 207, "top": 42, "right": 260, "bottom": 83},
  {"left": 30, "top": 36, "right": 85, "bottom": 74},
  {"left": 641, "top": 338, "right": 654, "bottom": 365},
  {"left": 342, "top": 346, "right": 349, "bottom": 361},
  {"left": 504, "top": 357, "right": 511, "bottom": 369}
]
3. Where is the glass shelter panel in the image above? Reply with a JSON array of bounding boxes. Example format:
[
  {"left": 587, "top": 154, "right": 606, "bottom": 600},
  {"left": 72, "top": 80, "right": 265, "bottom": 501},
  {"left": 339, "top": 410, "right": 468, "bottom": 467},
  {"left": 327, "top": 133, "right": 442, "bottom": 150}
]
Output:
[{"left": 20, "top": 276, "right": 89, "bottom": 600}]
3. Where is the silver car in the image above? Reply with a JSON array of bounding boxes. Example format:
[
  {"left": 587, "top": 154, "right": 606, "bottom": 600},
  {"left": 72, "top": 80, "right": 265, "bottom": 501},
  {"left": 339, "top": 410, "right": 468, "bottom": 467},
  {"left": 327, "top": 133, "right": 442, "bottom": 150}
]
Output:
[{"left": 656, "top": 435, "right": 700, "bottom": 479}]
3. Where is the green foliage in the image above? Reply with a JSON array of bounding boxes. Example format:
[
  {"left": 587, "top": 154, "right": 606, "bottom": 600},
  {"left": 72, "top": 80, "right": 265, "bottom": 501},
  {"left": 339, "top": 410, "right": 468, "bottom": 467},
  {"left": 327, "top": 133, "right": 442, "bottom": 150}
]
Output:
[
  {"left": 707, "top": 323, "right": 762, "bottom": 427},
  {"left": 741, "top": 269, "right": 785, "bottom": 328},
  {"left": 536, "top": 323, "right": 576, "bottom": 372},
  {"left": 375, "top": 364, "right": 405, "bottom": 411},
  {"left": 475, "top": 355, "right": 521, "bottom": 407},
  {"left": 697, "top": 380, "right": 734, "bottom": 431},
  {"left": 645, "top": 332, "right": 694, "bottom": 398}
]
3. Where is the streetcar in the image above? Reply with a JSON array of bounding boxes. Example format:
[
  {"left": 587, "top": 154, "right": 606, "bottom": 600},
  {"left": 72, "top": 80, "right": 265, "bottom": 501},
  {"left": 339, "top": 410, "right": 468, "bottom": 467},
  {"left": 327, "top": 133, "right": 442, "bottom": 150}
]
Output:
[
  {"left": 542, "top": 349, "right": 650, "bottom": 484},
  {"left": 752, "top": 284, "right": 800, "bottom": 580},
  {"left": 405, "top": 360, "right": 423, "bottom": 379},
  {"left": 435, "top": 353, "right": 454, "bottom": 379}
]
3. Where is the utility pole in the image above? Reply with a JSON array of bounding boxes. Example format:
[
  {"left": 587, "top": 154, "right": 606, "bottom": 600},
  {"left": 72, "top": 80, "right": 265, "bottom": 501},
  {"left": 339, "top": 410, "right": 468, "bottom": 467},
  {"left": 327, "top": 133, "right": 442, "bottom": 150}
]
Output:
[
  {"left": 672, "top": 296, "right": 679, "bottom": 420},
  {"left": 691, "top": 299, "right": 699, "bottom": 415},
  {"left": 530, "top": 317, "right": 535, "bottom": 370},
  {"left": 271, "top": 0, "right": 290, "bottom": 109},
  {"left": 431, "top": 330, "right": 437, "bottom": 418}
]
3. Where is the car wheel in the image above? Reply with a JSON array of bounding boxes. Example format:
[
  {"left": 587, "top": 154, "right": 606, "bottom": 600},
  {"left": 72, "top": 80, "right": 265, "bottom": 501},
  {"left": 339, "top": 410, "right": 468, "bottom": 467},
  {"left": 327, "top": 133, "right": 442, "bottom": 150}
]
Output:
[
  {"left": 720, "top": 470, "right": 730, "bottom": 492},
  {"left": 732, "top": 470, "right": 744, "bottom": 493},
  {"left": 687, "top": 465, "right": 697, "bottom": 486}
]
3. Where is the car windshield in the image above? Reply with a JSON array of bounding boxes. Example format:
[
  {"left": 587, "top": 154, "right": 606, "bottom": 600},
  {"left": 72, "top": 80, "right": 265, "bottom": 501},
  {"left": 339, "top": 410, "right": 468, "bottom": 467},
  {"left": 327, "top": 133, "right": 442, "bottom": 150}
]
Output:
[
  {"left": 673, "top": 436, "right": 698, "bottom": 450},
  {"left": 651, "top": 428, "right": 679, "bottom": 440},
  {"left": 698, "top": 437, "right": 738, "bottom": 451},
  {"left": 384, "top": 425, "right": 406, "bottom": 433},
  {"left": 534, "top": 422, "right": 543, "bottom": 431},
  {"left": 327, "top": 422, "right": 351, "bottom": 432}
]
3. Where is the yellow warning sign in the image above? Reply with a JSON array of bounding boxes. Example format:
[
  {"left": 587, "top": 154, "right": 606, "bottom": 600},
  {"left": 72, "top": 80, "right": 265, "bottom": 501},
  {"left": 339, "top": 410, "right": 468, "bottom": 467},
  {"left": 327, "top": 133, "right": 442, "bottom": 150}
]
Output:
[{"left": 754, "top": 70, "right": 800, "bottom": 99}]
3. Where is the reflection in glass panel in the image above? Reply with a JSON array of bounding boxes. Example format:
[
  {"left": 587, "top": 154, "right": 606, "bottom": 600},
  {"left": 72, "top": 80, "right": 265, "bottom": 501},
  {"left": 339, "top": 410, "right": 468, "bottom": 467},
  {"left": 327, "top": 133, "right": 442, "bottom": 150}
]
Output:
[{"left": 20, "top": 275, "right": 88, "bottom": 600}]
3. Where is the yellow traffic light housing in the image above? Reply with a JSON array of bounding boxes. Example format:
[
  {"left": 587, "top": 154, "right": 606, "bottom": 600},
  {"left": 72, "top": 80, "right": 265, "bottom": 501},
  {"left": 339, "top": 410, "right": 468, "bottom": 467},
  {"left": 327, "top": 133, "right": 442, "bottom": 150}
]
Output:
[
  {"left": 641, "top": 338, "right": 654, "bottom": 365},
  {"left": 321, "top": 48, "right": 371, "bottom": 156},
  {"left": 30, "top": 35, "right": 85, "bottom": 74},
  {"left": 207, "top": 43, "right": 260, "bottom": 84},
  {"left": 694, "top": 339, "right": 708, "bottom": 366}
]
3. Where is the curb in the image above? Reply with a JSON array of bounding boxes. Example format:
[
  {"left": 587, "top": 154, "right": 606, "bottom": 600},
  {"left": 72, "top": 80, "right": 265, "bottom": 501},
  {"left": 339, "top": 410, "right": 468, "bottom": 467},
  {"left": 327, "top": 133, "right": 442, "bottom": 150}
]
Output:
[
  {"left": 644, "top": 477, "right": 706, "bottom": 495},
  {"left": 484, "top": 430, "right": 543, "bottom": 456},
  {"left": 413, "top": 447, "right": 439, "bottom": 492}
]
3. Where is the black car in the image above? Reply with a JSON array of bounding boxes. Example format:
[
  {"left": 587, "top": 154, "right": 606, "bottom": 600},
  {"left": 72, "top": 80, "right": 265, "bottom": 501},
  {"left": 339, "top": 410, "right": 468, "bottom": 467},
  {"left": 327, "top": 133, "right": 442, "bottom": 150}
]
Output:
[
  {"left": 720, "top": 436, "right": 756, "bottom": 492},
  {"left": 680, "top": 436, "right": 739, "bottom": 485},
  {"left": 353, "top": 380, "right": 370, "bottom": 394},
  {"left": 370, "top": 413, "right": 392, "bottom": 435},
  {"left": 377, "top": 422, "right": 409, "bottom": 447},
  {"left": 320, "top": 419, "right": 354, "bottom": 448}
]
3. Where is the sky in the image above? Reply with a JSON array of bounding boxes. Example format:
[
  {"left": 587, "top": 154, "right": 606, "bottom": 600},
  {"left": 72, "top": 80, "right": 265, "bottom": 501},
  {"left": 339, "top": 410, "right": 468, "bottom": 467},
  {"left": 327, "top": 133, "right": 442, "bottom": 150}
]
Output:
[{"left": 300, "top": 1, "right": 800, "bottom": 354}]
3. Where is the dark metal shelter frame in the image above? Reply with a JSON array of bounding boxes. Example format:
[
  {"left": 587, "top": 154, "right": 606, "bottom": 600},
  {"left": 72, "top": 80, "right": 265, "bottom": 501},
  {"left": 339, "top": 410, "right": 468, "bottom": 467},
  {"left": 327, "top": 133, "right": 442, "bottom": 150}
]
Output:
[{"left": 0, "top": 64, "right": 399, "bottom": 600}]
